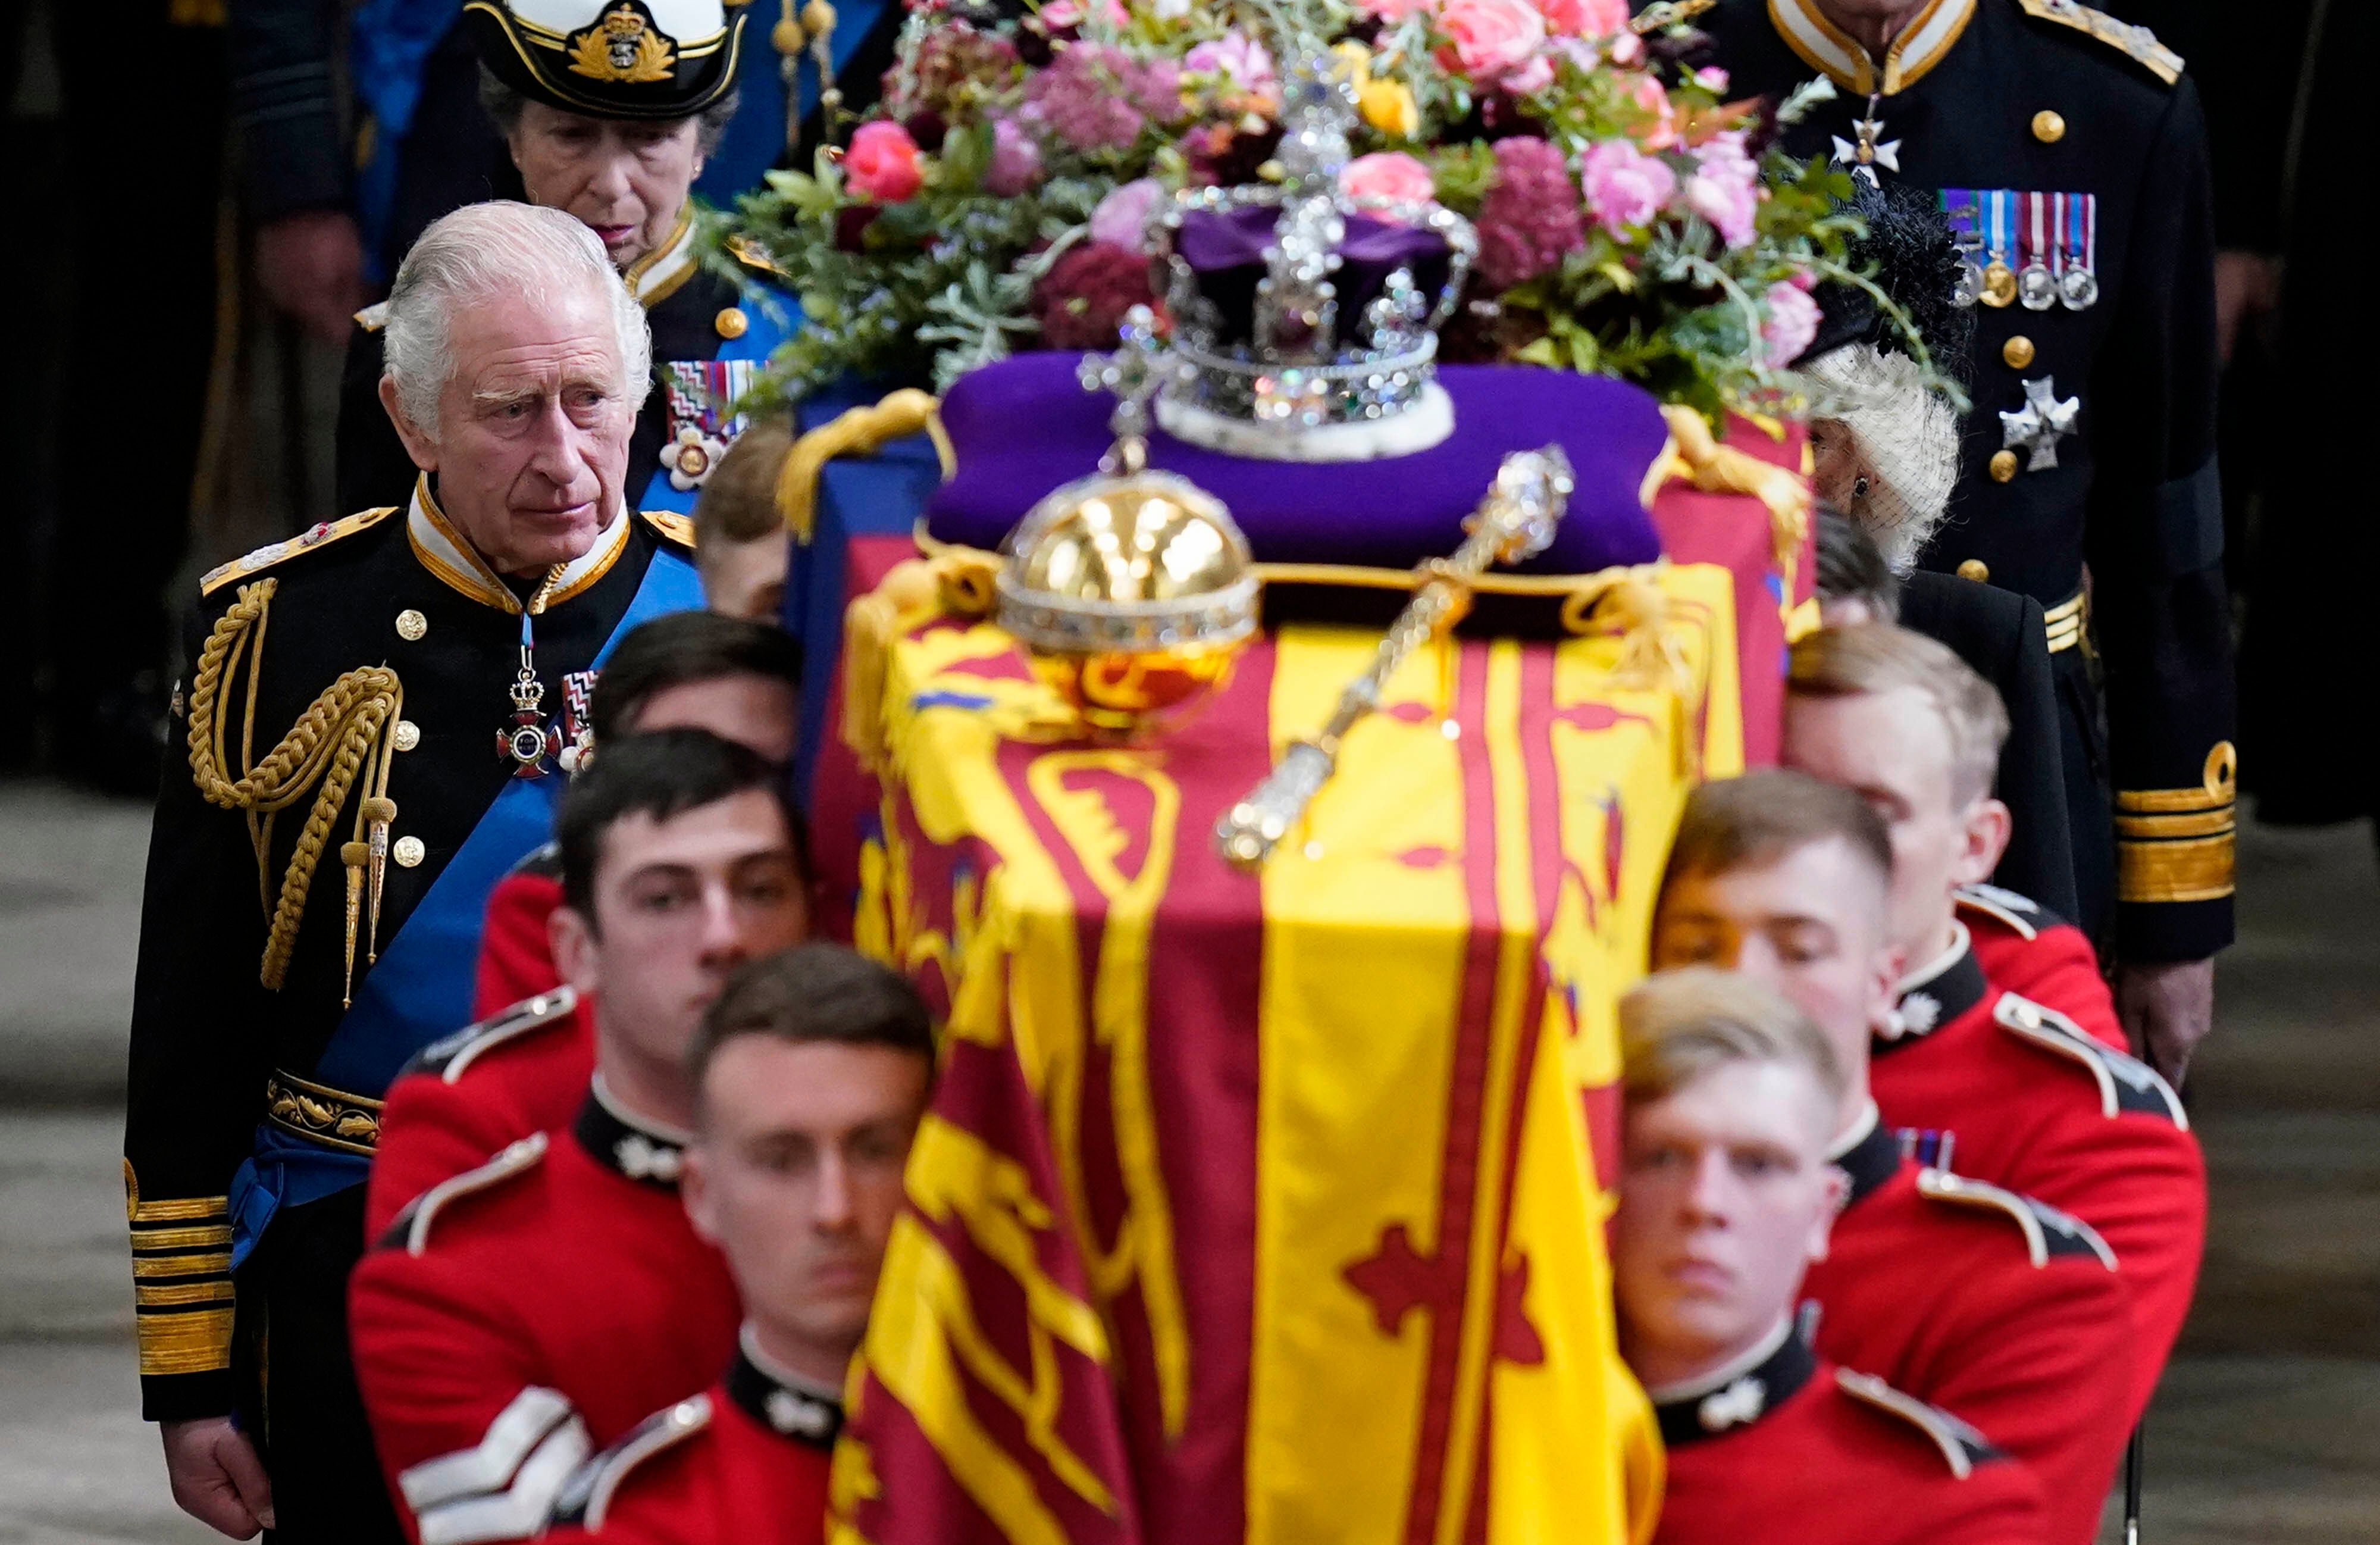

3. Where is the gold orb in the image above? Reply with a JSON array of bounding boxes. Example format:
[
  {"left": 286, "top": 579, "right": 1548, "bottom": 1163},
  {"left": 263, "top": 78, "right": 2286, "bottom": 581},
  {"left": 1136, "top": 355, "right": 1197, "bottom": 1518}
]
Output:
[{"left": 997, "top": 469, "right": 1259, "bottom": 739}]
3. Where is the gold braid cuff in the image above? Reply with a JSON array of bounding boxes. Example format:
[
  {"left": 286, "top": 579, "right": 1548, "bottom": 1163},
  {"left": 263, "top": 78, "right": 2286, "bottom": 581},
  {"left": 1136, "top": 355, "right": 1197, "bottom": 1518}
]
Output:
[
  {"left": 2115, "top": 741, "right": 2237, "bottom": 903},
  {"left": 185, "top": 578, "right": 406, "bottom": 994},
  {"left": 777, "top": 389, "right": 954, "bottom": 544},
  {"left": 125, "top": 1161, "right": 236, "bottom": 1377}
]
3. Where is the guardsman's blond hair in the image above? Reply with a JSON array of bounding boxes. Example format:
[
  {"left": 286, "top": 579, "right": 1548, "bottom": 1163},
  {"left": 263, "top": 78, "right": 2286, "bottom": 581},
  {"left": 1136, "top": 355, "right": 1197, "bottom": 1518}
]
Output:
[{"left": 1789, "top": 624, "right": 2011, "bottom": 806}]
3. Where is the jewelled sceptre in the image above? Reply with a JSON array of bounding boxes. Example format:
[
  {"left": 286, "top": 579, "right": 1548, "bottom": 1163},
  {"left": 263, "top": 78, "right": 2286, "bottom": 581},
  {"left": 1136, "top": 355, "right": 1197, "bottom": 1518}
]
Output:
[{"left": 1213, "top": 447, "right": 1576, "bottom": 871}]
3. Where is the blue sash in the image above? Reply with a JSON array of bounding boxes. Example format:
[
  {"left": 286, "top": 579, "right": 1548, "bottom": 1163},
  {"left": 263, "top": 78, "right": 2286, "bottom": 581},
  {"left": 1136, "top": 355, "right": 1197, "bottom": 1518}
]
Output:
[
  {"left": 228, "top": 544, "right": 703, "bottom": 1265},
  {"left": 636, "top": 280, "right": 804, "bottom": 515}
]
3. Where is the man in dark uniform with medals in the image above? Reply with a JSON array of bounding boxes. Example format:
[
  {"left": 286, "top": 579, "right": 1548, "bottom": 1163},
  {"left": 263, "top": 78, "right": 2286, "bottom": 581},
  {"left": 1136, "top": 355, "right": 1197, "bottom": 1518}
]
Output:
[
  {"left": 1675, "top": 0, "right": 2234, "bottom": 1079},
  {"left": 127, "top": 201, "right": 701, "bottom": 1544},
  {"left": 334, "top": 0, "right": 904, "bottom": 523}
]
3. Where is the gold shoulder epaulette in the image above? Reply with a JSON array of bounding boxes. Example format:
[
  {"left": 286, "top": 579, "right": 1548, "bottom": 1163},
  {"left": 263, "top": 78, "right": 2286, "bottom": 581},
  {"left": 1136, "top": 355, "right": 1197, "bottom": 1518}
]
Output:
[
  {"left": 2016, "top": 0, "right": 2183, "bottom": 84},
  {"left": 201, "top": 506, "right": 399, "bottom": 596},
  {"left": 1916, "top": 1167, "right": 2118, "bottom": 1269},
  {"left": 387, "top": 1131, "right": 547, "bottom": 1256},
  {"left": 640, "top": 509, "right": 697, "bottom": 549},
  {"left": 1992, "top": 994, "right": 2188, "bottom": 1127},
  {"left": 552, "top": 1394, "right": 713, "bottom": 1529},
  {"left": 355, "top": 301, "right": 390, "bottom": 333},
  {"left": 1834, "top": 1369, "right": 2000, "bottom": 1479},
  {"left": 406, "top": 986, "right": 581, "bottom": 1086}
]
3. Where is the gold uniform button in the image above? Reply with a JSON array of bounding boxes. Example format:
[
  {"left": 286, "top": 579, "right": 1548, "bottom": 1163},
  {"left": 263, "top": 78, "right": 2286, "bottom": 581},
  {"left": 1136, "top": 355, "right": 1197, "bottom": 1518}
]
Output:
[
  {"left": 2002, "top": 335, "right": 2036, "bottom": 370},
  {"left": 1989, "top": 449, "right": 2021, "bottom": 483},
  {"left": 714, "top": 307, "right": 749, "bottom": 340},
  {"left": 392, "top": 720, "right": 421, "bottom": 752},
  {"left": 1957, "top": 558, "right": 1991, "bottom": 583},
  {"left": 392, "top": 836, "right": 426, "bottom": 868},
  {"left": 395, "top": 609, "right": 427, "bottom": 642},
  {"left": 2032, "top": 110, "right": 2066, "bottom": 144}
]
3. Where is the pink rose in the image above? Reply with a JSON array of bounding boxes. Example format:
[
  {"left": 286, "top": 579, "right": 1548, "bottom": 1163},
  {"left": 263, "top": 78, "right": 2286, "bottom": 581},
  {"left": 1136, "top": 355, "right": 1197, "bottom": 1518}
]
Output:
[
  {"left": 1530, "top": 0, "right": 1629, "bottom": 36},
  {"left": 984, "top": 116, "right": 1042, "bottom": 197},
  {"left": 1039, "top": 0, "right": 1129, "bottom": 26},
  {"left": 1762, "top": 280, "right": 1822, "bottom": 368},
  {"left": 844, "top": 120, "right": 923, "bottom": 203},
  {"left": 1694, "top": 65, "right": 1731, "bottom": 92},
  {"left": 1683, "top": 129, "right": 1759, "bottom": 248},
  {"left": 1436, "top": 0, "right": 1546, "bottom": 83},
  {"left": 1089, "top": 177, "right": 1168, "bottom": 254},
  {"left": 1361, "top": 0, "right": 1438, "bottom": 18},
  {"left": 1340, "top": 151, "right": 1438, "bottom": 209},
  {"left": 1578, "top": 139, "right": 1676, "bottom": 236}
]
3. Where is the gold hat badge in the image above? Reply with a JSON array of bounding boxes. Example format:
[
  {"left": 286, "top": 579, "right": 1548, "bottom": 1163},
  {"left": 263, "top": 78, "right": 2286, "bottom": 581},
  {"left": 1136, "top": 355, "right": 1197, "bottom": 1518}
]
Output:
[{"left": 569, "top": 2, "right": 677, "bottom": 83}]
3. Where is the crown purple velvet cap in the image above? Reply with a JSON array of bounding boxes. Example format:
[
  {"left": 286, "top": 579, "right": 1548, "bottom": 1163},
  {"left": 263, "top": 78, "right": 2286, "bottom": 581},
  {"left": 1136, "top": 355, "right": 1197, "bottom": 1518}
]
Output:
[
  {"left": 1174, "top": 205, "right": 1455, "bottom": 351},
  {"left": 925, "top": 353, "right": 1670, "bottom": 576}
]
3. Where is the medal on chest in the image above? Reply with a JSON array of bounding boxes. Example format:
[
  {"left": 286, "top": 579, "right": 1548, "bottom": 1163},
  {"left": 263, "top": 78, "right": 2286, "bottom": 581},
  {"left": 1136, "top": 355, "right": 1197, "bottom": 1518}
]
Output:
[
  {"left": 1829, "top": 93, "right": 1902, "bottom": 185},
  {"left": 496, "top": 565, "right": 569, "bottom": 778},
  {"left": 1943, "top": 188, "right": 2100, "bottom": 313},
  {"left": 658, "top": 358, "right": 758, "bottom": 492}
]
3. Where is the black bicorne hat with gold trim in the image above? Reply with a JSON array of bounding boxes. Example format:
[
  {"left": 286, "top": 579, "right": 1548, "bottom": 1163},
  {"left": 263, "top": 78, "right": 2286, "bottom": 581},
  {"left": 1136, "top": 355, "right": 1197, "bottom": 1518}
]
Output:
[{"left": 465, "top": 0, "right": 747, "bottom": 120}]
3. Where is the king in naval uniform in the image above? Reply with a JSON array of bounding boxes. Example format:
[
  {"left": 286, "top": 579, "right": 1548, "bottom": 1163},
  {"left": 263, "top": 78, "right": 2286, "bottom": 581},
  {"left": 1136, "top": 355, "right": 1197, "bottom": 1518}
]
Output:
[
  {"left": 336, "top": 0, "right": 805, "bottom": 522},
  {"left": 125, "top": 201, "right": 700, "bottom": 1544},
  {"left": 1677, "top": 0, "right": 2235, "bottom": 1074}
]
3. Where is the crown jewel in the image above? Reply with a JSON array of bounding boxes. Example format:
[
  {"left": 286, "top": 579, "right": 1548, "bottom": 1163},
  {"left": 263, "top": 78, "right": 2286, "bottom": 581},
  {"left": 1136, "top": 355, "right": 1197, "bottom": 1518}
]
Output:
[{"left": 1145, "top": 54, "right": 1475, "bottom": 462}]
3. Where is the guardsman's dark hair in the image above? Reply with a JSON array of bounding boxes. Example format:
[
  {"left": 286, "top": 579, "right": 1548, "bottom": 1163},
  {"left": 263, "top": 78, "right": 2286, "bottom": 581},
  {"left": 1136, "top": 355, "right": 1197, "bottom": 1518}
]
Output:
[
  {"left": 554, "top": 728, "right": 811, "bottom": 921},
  {"left": 1661, "top": 769, "right": 1894, "bottom": 899},
  {"left": 1813, "top": 507, "right": 1900, "bottom": 621},
  {"left": 587, "top": 613, "right": 804, "bottom": 749},
  {"left": 687, "top": 943, "right": 937, "bottom": 1100}
]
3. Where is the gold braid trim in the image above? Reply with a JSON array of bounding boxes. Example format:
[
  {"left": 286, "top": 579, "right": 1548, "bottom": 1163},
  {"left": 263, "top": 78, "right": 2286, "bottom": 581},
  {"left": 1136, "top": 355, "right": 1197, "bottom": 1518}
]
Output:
[
  {"left": 777, "top": 389, "right": 954, "bottom": 544},
  {"left": 186, "top": 579, "right": 405, "bottom": 992}
]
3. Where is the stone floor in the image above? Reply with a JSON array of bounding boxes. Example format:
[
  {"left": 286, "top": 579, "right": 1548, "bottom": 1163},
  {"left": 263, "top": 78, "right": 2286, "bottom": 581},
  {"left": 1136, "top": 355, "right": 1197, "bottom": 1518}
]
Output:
[{"left": 0, "top": 778, "right": 2372, "bottom": 1543}]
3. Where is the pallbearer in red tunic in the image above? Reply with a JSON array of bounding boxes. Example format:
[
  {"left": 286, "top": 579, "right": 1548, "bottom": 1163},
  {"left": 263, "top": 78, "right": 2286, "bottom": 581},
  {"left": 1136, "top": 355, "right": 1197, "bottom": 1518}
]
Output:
[
  {"left": 370, "top": 608, "right": 812, "bottom": 1240},
  {"left": 1652, "top": 774, "right": 2135, "bottom": 1544},
  {"left": 1612, "top": 970, "right": 2045, "bottom": 1545},
  {"left": 540, "top": 943, "right": 936, "bottom": 1545},
  {"left": 1782, "top": 624, "right": 2204, "bottom": 1419},
  {"left": 350, "top": 733, "right": 809, "bottom": 1544}
]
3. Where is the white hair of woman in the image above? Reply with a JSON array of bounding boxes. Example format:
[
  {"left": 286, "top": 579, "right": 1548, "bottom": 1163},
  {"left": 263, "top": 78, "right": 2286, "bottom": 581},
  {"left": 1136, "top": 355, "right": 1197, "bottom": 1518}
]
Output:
[
  {"left": 381, "top": 201, "right": 652, "bottom": 439},
  {"left": 1803, "top": 343, "right": 1961, "bottom": 576}
]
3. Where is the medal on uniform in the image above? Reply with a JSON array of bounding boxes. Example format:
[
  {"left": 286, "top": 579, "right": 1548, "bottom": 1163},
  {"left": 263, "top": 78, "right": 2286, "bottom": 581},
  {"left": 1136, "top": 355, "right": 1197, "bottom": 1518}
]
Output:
[
  {"left": 1999, "top": 375, "right": 2081, "bottom": 473},
  {"left": 496, "top": 564, "right": 569, "bottom": 778},
  {"left": 1829, "top": 93, "right": 1901, "bottom": 185},
  {"left": 1980, "top": 189, "right": 2018, "bottom": 309},
  {"left": 659, "top": 358, "right": 756, "bottom": 493},
  {"left": 2059, "top": 191, "right": 2100, "bottom": 310},
  {"left": 2018, "top": 192, "right": 2059, "bottom": 311},
  {"left": 1941, "top": 193, "right": 1986, "bottom": 309}
]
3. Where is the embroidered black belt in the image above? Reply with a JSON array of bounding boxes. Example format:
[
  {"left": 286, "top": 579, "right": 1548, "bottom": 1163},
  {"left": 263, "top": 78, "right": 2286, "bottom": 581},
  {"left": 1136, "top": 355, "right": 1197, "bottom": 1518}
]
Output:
[
  {"left": 2044, "top": 589, "right": 2085, "bottom": 655},
  {"left": 265, "top": 1070, "right": 384, "bottom": 1155}
]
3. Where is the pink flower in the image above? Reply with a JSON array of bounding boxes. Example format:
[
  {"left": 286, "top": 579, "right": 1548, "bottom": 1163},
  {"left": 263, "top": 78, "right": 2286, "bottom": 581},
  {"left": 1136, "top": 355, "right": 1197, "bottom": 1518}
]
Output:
[
  {"left": 1683, "top": 129, "right": 1759, "bottom": 248},
  {"left": 1694, "top": 65, "right": 1731, "bottom": 92},
  {"left": 1183, "top": 30, "right": 1276, "bottom": 93},
  {"left": 1530, "top": 0, "right": 1630, "bottom": 36},
  {"left": 1608, "top": 30, "right": 1644, "bottom": 65},
  {"left": 1762, "top": 280, "right": 1822, "bottom": 367},
  {"left": 1019, "top": 44, "right": 1183, "bottom": 152},
  {"left": 1360, "top": 0, "right": 1438, "bottom": 18},
  {"left": 1579, "top": 139, "right": 1676, "bottom": 236},
  {"left": 1627, "top": 72, "right": 1677, "bottom": 148},
  {"left": 1089, "top": 177, "right": 1168, "bottom": 253},
  {"left": 1340, "top": 151, "right": 1438, "bottom": 209},
  {"left": 984, "top": 117, "right": 1042, "bottom": 196},
  {"left": 1039, "top": 0, "right": 1128, "bottom": 27},
  {"left": 1475, "top": 136, "right": 1585, "bottom": 289},
  {"left": 1436, "top": 0, "right": 1546, "bottom": 84},
  {"left": 1502, "top": 53, "right": 1555, "bottom": 95},
  {"left": 844, "top": 121, "right": 923, "bottom": 204}
]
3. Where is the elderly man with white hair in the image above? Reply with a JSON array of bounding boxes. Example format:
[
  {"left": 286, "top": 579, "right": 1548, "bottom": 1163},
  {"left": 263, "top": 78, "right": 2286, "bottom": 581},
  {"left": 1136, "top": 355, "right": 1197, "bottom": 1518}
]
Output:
[{"left": 123, "top": 200, "right": 701, "bottom": 1545}]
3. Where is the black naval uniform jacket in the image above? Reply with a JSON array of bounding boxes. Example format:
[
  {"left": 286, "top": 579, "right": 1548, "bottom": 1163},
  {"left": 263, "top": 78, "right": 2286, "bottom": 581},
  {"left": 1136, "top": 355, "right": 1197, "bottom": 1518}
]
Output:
[
  {"left": 334, "top": 213, "right": 781, "bottom": 520},
  {"left": 125, "top": 484, "right": 699, "bottom": 1422},
  {"left": 1690, "top": 0, "right": 2237, "bottom": 962}
]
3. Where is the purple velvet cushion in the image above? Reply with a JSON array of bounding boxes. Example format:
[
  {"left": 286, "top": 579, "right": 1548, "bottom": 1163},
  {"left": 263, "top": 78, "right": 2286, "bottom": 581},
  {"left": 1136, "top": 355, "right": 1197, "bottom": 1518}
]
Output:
[{"left": 926, "top": 355, "right": 1669, "bottom": 575}]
